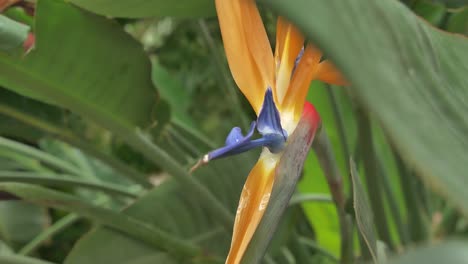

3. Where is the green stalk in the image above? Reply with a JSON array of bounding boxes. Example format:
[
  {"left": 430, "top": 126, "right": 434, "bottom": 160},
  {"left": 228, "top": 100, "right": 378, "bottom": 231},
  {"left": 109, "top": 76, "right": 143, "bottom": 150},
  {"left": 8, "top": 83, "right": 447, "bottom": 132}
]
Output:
[
  {"left": 356, "top": 111, "right": 394, "bottom": 249},
  {"left": 312, "top": 128, "right": 353, "bottom": 264},
  {"left": 288, "top": 193, "right": 333, "bottom": 206},
  {"left": 0, "top": 183, "right": 201, "bottom": 259},
  {"left": 0, "top": 136, "right": 81, "bottom": 175},
  {"left": 392, "top": 148, "right": 428, "bottom": 242},
  {"left": 125, "top": 130, "right": 234, "bottom": 229},
  {"left": 18, "top": 213, "right": 80, "bottom": 256},
  {"left": 0, "top": 104, "right": 151, "bottom": 187},
  {"left": 0, "top": 171, "right": 140, "bottom": 199},
  {"left": 377, "top": 155, "right": 410, "bottom": 245},
  {"left": 326, "top": 86, "right": 351, "bottom": 168}
]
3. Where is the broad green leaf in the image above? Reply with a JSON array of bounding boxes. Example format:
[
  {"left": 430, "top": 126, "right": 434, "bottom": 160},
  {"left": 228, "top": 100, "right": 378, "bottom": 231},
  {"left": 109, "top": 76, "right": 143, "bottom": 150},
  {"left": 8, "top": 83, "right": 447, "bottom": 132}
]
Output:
[
  {"left": 263, "top": 0, "right": 468, "bottom": 218},
  {"left": 68, "top": 0, "right": 215, "bottom": 18},
  {"left": 0, "top": 183, "right": 201, "bottom": 259},
  {"left": 387, "top": 240, "right": 468, "bottom": 264},
  {"left": 0, "top": 0, "right": 161, "bottom": 131},
  {"left": 0, "top": 15, "right": 29, "bottom": 51},
  {"left": 65, "top": 154, "right": 256, "bottom": 264},
  {"left": 0, "top": 201, "right": 48, "bottom": 248},
  {"left": 350, "top": 159, "right": 377, "bottom": 264},
  {"left": 241, "top": 103, "right": 321, "bottom": 263},
  {"left": 0, "top": 254, "right": 57, "bottom": 264}
]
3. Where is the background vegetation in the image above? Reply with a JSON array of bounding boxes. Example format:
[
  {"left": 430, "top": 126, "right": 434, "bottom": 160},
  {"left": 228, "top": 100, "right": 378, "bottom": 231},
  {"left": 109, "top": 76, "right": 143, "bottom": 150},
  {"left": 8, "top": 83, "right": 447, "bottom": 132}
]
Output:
[{"left": 0, "top": 0, "right": 467, "bottom": 263}]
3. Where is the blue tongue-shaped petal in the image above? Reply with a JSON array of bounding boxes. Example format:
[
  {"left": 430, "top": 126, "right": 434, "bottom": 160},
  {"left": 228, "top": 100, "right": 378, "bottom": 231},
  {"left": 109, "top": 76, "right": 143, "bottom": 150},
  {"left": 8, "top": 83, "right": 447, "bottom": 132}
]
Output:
[
  {"left": 257, "top": 87, "right": 287, "bottom": 141},
  {"left": 190, "top": 88, "right": 288, "bottom": 172}
]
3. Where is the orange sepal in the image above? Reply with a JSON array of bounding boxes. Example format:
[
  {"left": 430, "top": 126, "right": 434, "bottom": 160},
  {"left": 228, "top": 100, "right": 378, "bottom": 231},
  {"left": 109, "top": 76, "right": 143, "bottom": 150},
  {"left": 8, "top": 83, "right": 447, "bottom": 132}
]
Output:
[
  {"left": 274, "top": 17, "right": 305, "bottom": 104},
  {"left": 215, "top": 0, "right": 272, "bottom": 113},
  {"left": 316, "top": 60, "right": 349, "bottom": 86},
  {"left": 225, "top": 154, "right": 278, "bottom": 264},
  {"left": 281, "top": 44, "right": 322, "bottom": 120}
]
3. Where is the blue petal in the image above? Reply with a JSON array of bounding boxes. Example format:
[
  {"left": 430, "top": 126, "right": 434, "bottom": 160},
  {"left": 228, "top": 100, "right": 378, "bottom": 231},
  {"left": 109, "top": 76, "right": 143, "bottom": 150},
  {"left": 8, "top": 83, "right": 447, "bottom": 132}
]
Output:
[
  {"left": 257, "top": 88, "right": 287, "bottom": 140},
  {"left": 207, "top": 121, "right": 256, "bottom": 161}
]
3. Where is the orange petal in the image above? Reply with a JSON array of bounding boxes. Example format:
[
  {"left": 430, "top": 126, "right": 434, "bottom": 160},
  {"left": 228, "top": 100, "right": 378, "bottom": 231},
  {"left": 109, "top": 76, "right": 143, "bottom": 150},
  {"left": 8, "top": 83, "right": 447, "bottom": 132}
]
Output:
[
  {"left": 274, "top": 17, "right": 305, "bottom": 104},
  {"left": 225, "top": 153, "right": 278, "bottom": 264},
  {"left": 215, "top": 0, "right": 273, "bottom": 113},
  {"left": 281, "top": 44, "right": 322, "bottom": 120},
  {"left": 316, "top": 60, "right": 349, "bottom": 86},
  {"left": 241, "top": 0, "right": 274, "bottom": 92}
]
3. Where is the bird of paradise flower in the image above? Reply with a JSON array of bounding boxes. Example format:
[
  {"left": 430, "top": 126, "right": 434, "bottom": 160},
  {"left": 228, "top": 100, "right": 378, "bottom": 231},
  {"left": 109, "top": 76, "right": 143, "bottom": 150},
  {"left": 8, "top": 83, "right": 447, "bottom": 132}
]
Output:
[{"left": 193, "top": 0, "right": 348, "bottom": 263}]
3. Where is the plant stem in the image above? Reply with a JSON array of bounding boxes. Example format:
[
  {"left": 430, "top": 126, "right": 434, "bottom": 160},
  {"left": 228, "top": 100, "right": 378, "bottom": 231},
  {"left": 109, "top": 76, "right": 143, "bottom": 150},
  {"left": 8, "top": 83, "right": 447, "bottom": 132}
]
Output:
[
  {"left": 392, "top": 147, "right": 428, "bottom": 242},
  {"left": 312, "top": 128, "right": 353, "bottom": 264},
  {"left": 0, "top": 171, "right": 140, "bottom": 199},
  {"left": 288, "top": 193, "right": 333, "bottom": 206},
  {"left": 0, "top": 136, "right": 81, "bottom": 175},
  {"left": 356, "top": 111, "right": 394, "bottom": 249},
  {"left": 126, "top": 130, "right": 234, "bottom": 229},
  {"left": 18, "top": 213, "right": 80, "bottom": 256},
  {"left": 0, "top": 183, "right": 201, "bottom": 259},
  {"left": 0, "top": 104, "right": 151, "bottom": 187}
]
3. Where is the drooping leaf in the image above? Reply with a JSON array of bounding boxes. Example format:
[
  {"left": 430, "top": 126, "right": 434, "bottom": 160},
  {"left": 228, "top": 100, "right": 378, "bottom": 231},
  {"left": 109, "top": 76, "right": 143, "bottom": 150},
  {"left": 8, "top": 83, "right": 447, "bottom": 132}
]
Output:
[
  {"left": 350, "top": 158, "right": 378, "bottom": 264},
  {"left": 0, "top": 0, "right": 163, "bottom": 131},
  {"left": 67, "top": 0, "right": 215, "bottom": 18},
  {"left": 263, "top": 0, "right": 468, "bottom": 218},
  {"left": 387, "top": 240, "right": 468, "bottom": 264},
  {"left": 64, "top": 152, "right": 256, "bottom": 264}
]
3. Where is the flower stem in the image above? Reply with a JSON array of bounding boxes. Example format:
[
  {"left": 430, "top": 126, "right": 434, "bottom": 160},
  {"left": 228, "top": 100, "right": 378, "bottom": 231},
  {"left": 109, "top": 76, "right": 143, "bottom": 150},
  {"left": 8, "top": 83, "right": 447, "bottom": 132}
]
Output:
[{"left": 312, "top": 128, "right": 353, "bottom": 264}]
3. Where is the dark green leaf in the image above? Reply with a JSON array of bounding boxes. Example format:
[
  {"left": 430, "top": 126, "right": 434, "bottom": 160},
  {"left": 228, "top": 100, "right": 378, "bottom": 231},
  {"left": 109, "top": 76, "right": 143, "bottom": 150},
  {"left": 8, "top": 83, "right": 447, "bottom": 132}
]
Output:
[
  {"left": 447, "top": 7, "right": 468, "bottom": 35},
  {"left": 263, "top": 0, "right": 468, "bottom": 218},
  {"left": 0, "top": 0, "right": 161, "bottom": 130},
  {"left": 68, "top": 0, "right": 215, "bottom": 18}
]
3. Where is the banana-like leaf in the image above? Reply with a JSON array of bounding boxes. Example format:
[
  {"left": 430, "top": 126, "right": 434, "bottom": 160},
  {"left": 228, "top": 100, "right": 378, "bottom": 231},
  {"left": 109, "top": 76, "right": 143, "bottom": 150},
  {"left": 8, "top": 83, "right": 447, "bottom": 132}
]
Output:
[
  {"left": 64, "top": 154, "right": 255, "bottom": 264},
  {"left": 388, "top": 240, "right": 468, "bottom": 264},
  {"left": 263, "top": 0, "right": 468, "bottom": 217},
  {"left": 67, "top": 0, "right": 215, "bottom": 18},
  {"left": 0, "top": 0, "right": 162, "bottom": 131}
]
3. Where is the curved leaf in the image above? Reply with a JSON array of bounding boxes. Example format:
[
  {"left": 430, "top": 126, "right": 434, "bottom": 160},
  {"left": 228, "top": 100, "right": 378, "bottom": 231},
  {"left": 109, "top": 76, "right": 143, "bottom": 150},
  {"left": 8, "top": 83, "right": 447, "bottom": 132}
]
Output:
[
  {"left": 65, "top": 154, "right": 256, "bottom": 264},
  {"left": 68, "top": 0, "right": 215, "bottom": 18},
  {"left": 263, "top": 0, "right": 468, "bottom": 217},
  {"left": 0, "top": 0, "right": 161, "bottom": 130}
]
